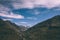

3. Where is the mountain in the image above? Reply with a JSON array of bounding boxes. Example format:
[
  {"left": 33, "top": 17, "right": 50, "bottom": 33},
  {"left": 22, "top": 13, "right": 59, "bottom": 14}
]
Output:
[
  {"left": 24, "top": 15, "right": 60, "bottom": 40},
  {"left": 0, "top": 19, "right": 24, "bottom": 40},
  {"left": 19, "top": 25, "right": 29, "bottom": 31}
]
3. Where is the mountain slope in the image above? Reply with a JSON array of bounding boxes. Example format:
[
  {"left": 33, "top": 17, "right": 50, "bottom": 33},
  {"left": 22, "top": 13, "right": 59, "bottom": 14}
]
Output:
[
  {"left": 24, "top": 15, "right": 60, "bottom": 40},
  {"left": 0, "top": 19, "right": 23, "bottom": 40}
]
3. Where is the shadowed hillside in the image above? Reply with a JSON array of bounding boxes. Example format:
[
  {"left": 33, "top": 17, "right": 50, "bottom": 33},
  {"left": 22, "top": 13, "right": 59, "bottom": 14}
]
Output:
[
  {"left": 0, "top": 19, "right": 23, "bottom": 40},
  {"left": 24, "top": 15, "right": 60, "bottom": 40}
]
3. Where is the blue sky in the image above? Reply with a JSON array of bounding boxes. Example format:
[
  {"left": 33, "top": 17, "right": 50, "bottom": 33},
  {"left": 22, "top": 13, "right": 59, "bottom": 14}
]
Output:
[{"left": 0, "top": 0, "right": 60, "bottom": 27}]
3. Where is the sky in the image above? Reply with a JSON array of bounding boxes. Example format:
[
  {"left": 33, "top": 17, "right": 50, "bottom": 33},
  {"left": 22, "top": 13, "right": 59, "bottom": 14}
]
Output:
[{"left": 0, "top": 0, "right": 60, "bottom": 27}]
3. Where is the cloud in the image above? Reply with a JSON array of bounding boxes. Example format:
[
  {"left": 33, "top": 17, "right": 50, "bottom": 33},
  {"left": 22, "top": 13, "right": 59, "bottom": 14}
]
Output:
[
  {"left": 0, "top": 0, "right": 13, "bottom": 9},
  {"left": 11, "top": 0, "right": 60, "bottom": 9},
  {"left": 0, "top": 5, "right": 10, "bottom": 11},
  {"left": 15, "top": 22, "right": 29, "bottom": 26},
  {"left": 3, "top": 19, "right": 13, "bottom": 21},
  {"left": 0, "top": 0, "right": 60, "bottom": 9},
  {"left": 27, "top": 17, "right": 37, "bottom": 20},
  {"left": 0, "top": 4, "right": 24, "bottom": 19},
  {"left": 20, "top": 22, "right": 27, "bottom": 24},
  {"left": 46, "top": 0, "right": 60, "bottom": 8},
  {"left": 12, "top": 0, "right": 34, "bottom": 9},
  {"left": 33, "top": 10, "right": 40, "bottom": 15},
  {"left": 0, "top": 12, "right": 24, "bottom": 19}
]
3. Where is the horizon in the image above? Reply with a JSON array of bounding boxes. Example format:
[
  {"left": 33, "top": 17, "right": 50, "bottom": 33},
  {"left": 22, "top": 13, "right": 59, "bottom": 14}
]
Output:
[{"left": 0, "top": 0, "right": 60, "bottom": 27}]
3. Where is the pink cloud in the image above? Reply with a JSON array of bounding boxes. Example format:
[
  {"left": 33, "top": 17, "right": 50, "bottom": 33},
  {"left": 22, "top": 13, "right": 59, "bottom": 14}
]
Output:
[
  {"left": 0, "top": 4, "right": 10, "bottom": 11},
  {"left": 0, "top": 12, "right": 24, "bottom": 19},
  {"left": 0, "top": 4, "right": 24, "bottom": 19},
  {"left": 12, "top": 0, "right": 60, "bottom": 9}
]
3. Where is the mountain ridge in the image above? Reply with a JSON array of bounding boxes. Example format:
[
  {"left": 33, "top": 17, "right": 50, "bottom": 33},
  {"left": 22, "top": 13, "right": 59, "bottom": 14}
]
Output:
[
  {"left": 24, "top": 15, "right": 60, "bottom": 40},
  {"left": 27, "top": 15, "right": 60, "bottom": 30},
  {"left": 0, "top": 18, "right": 26, "bottom": 40}
]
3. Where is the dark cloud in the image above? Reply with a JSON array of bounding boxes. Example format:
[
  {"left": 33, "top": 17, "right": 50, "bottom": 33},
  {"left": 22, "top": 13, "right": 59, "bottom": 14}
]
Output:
[{"left": 0, "top": 0, "right": 13, "bottom": 9}]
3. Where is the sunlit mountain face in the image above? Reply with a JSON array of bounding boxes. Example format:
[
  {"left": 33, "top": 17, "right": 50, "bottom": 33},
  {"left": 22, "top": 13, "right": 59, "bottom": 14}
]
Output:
[{"left": 0, "top": 0, "right": 60, "bottom": 27}]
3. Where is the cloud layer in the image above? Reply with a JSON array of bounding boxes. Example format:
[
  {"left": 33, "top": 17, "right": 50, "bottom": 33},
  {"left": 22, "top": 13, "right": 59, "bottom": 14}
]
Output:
[
  {"left": 0, "top": 0, "right": 60, "bottom": 10},
  {"left": 7, "top": 0, "right": 60, "bottom": 9},
  {"left": 0, "top": 0, "right": 60, "bottom": 9}
]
